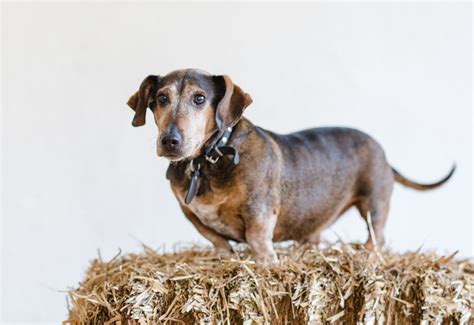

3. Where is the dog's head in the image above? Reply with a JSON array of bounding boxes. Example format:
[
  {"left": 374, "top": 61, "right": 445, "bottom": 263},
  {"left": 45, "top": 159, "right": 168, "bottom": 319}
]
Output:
[{"left": 127, "top": 69, "right": 252, "bottom": 161}]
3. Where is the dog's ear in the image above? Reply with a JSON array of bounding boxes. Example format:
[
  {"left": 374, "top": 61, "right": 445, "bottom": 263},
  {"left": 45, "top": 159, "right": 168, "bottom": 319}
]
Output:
[
  {"left": 213, "top": 75, "right": 252, "bottom": 130},
  {"left": 127, "top": 75, "right": 160, "bottom": 127}
]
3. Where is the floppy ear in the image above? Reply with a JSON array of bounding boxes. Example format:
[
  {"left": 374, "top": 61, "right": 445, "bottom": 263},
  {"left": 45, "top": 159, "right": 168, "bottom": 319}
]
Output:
[
  {"left": 127, "top": 75, "right": 160, "bottom": 127},
  {"left": 213, "top": 75, "right": 252, "bottom": 130}
]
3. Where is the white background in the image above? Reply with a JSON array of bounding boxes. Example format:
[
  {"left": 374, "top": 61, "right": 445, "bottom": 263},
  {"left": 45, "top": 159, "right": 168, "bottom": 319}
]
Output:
[{"left": 2, "top": 3, "right": 472, "bottom": 323}]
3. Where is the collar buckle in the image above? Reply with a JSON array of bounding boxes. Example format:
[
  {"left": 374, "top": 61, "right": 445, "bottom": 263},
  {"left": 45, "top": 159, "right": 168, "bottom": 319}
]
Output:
[
  {"left": 205, "top": 147, "right": 224, "bottom": 164},
  {"left": 206, "top": 156, "right": 220, "bottom": 164},
  {"left": 205, "top": 154, "right": 220, "bottom": 164}
]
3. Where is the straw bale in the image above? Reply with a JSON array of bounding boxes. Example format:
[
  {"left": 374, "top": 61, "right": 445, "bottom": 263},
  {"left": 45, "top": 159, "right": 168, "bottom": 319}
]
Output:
[{"left": 66, "top": 243, "right": 473, "bottom": 324}]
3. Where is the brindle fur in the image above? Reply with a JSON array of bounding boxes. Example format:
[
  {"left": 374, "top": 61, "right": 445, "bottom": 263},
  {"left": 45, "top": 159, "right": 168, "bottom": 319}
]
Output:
[{"left": 127, "top": 69, "right": 455, "bottom": 265}]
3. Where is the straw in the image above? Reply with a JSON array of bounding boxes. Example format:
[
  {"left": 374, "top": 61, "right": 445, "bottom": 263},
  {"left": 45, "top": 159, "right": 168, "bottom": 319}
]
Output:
[{"left": 65, "top": 243, "right": 473, "bottom": 324}]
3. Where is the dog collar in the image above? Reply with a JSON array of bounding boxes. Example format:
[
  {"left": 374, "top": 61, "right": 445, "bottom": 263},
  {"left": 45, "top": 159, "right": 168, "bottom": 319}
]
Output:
[{"left": 184, "top": 127, "right": 239, "bottom": 204}]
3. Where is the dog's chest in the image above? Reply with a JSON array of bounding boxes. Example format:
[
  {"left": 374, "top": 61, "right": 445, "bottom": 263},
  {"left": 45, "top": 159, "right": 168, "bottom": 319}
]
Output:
[
  {"left": 187, "top": 198, "right": 243, "bottom": 240},
  {"left": 188, "top": 200, "right": 221, "bottom": 228},
  {"left": 170, "top": 164, "right": 245, "bottom": 241}
]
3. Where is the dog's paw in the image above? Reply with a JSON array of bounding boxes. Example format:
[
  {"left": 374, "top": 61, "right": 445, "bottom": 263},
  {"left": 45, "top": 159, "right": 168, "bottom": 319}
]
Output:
[
  {"left": 257, "top": 253, "right": 280, "bottom": 267},
  {"left": 214, "top": 246, "right": 233, "bottom": 259},
  {"left": 364, "top": 241, "right": 375, "bottom": 251}
]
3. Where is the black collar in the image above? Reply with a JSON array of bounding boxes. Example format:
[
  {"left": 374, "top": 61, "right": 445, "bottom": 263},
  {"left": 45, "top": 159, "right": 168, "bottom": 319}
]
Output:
[
  {"left": 194, "top": 127, "right": 239, "bottom": 166},
  {"left": 167, "top": 127, "right": 240, "bottom": 205}
]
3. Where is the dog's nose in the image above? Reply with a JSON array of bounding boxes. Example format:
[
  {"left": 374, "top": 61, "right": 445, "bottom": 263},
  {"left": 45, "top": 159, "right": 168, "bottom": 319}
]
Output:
[{"left": 161, "top": 131, "right": 182, "bottom": 150}]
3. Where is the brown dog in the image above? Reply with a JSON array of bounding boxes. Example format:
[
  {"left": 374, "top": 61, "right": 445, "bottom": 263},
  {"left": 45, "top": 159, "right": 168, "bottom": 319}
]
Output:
[{"left": 127, "top": 69, "right": 455, "bottom": 264}]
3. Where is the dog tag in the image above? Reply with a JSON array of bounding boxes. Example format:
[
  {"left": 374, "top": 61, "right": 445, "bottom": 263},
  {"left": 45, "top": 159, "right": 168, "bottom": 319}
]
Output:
[
  {"left": 184, "top": 169, "right": 200, "bottom": 204},
  {"left": 232, "top": 150, "right": 239, "bottom": 165}
]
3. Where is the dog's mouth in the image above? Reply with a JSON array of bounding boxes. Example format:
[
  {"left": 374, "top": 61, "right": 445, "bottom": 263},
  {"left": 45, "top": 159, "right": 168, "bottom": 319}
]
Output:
[
  {"left": 157, "top": 140, "right": 203, "bottom": 162},
  {"left": 158, "top": 147, "right": 194, "bottom": 162},
  {"left": 158, "top": 150, "right": 184, "bottom": 161},
  {"left": 163, "top": 154, "right": 186, "bottom": 162}
]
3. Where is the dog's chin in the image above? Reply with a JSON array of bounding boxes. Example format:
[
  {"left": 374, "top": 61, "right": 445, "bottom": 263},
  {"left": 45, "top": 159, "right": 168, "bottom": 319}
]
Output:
[
  {"left": 157, "top": 148, "right": 199, "bottom": 163},
  {"left": 157, "top": 152, "right": 185, "bottom": 162},
  {"left": 166, "top": 155, "right": 186, "bottom": 162}
]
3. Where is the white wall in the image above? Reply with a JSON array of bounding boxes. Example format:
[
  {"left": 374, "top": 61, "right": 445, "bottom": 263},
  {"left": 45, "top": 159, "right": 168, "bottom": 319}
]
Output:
[{"left": 2, "top": 3, "right": 471, "bottom": 323}]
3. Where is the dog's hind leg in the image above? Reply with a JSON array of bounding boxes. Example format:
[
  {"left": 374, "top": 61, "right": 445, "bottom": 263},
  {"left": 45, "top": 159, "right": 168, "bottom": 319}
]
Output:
[
  {"left": 356, "top": 161, "right": 394, "bottom": 250},
  {"left": 356, "top": 198, "right": 390, "bottom": 250}
]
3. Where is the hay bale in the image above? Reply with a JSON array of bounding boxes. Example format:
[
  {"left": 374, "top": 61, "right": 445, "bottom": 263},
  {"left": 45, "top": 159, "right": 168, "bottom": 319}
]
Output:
[{"left": 66, "top": 244, "right": 473, "bottom": 324}]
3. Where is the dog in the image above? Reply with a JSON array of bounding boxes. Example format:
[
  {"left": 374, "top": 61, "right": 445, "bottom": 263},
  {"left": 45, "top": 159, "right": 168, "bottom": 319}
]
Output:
[{"left": 127, "top": 69, "right": 455, "bottom": 265}]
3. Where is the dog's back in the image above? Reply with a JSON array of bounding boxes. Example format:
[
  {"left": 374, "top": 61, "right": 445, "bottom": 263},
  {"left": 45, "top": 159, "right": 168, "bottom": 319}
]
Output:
[{"left": 260, "top": 126, "right": 392, "bottom": 241}]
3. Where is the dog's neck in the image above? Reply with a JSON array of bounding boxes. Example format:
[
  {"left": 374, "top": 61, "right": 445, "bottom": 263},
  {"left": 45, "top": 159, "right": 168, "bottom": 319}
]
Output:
[{"left": 166, "top": 120, "right": 243, "bottom": 204}]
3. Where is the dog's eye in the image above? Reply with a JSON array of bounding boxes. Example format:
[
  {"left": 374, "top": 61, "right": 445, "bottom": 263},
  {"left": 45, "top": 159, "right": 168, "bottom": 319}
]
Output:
[
  {"left": 157, "top": 94, "right": 168, "bottom": 104},
  {"left": 193, "top": 94, "right": 206, "bottom": 105}
]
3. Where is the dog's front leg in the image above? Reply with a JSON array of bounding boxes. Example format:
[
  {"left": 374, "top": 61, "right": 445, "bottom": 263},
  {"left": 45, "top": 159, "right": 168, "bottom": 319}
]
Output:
[
  {"left": 180, "top": 206, "right": 233, "bottom": 257},
  {"left": 244, "top": 213, "right": 279, "bottom": 265}
]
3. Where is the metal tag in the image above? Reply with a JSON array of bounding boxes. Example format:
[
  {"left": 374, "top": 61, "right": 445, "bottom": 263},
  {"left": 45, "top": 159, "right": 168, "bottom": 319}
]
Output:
[{"left": 184, "top": 169, "right": 200, "bottom": 204}]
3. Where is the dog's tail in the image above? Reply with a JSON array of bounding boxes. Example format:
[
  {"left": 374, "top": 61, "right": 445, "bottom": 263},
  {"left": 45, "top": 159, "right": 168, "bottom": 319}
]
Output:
[{"left": 392, "top": 164, "right": 456, "bottom": 191}]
